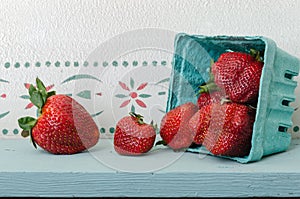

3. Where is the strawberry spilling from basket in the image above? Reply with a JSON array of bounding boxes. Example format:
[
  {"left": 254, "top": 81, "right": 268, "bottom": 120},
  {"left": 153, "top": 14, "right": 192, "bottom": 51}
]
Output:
[
  {"left": 157, "top": 49, "right": 264, "bottom": 157},
  {"left": 158, "top": 102, "right": 198, "bottom": 150},
  {"left": 190, "top": 102, "right": 256, "bottom": 157}
]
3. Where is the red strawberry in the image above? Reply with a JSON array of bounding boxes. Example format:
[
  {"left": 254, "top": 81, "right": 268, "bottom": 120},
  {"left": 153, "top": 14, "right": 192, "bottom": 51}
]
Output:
[
  {"left": 211, "top": 51, "right": 263, "bottom": 104},
  {"left": 18, "top": 78, "right": 100, "bottom": 154},
  {"left": 188, "top": 108, "right": 209, "bottom": 145},
  {"left": 197, "top": 91, "right": 224, "bottom": 109},
  {"left": 159, "top": 102, "right": 198, "bottom": 150},
  {"left": 194, "top": 102, "right": 255, "bottom": 157},
  {"left": 114, "top": 112, "right": 156, "bottom": 155},
  {"left": 196, "top": 59, "right": 226, "bottom": 109}
]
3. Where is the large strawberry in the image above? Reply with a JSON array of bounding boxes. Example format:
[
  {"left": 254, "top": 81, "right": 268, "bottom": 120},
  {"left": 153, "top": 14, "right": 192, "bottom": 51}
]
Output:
[
  {"left": 114, "top": 112, "right": 156, "bottom": 155},
  {"left": 159, "top": 102, "right": 198, "bottom": 150},
  {"left": 192, "top": 102, "right": 255, "bottom": 157},
  {"left": 18, "top": 78, "right": 100, "bottom": 154},
  {"left": 211, "top": 50, "right": 263, "bottom": 104}
]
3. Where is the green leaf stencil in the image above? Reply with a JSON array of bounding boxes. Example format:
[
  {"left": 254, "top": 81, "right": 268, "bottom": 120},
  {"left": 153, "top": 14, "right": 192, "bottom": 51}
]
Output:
[
  {"left": 0, "top": 111, "right": 10, "bottom": 119},
  {"left": 0, "top": 79, "right": 9, "bottom": 83},
  {"left": 155, "top": 78, "right": 170, "bottom": 85},
  {"left": 91, "top": 110, "right": 104, "bottom": 117},
  {"left": 61, "top": 74, "right": 102, "bottom": 84},
  {"left": 76, "top": 90, "right": 91, "bottom": 99}
]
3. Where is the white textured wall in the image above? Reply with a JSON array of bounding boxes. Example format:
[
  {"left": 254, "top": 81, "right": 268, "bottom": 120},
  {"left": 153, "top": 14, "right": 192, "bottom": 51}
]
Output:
[{"left": 1, "top": 0, "right": 300, "bottom": 62}]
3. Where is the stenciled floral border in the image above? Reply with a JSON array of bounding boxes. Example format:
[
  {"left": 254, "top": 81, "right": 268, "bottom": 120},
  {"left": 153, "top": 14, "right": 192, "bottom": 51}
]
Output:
[{"left": 0, "top": 60, "right": 171, "bottom": 137}]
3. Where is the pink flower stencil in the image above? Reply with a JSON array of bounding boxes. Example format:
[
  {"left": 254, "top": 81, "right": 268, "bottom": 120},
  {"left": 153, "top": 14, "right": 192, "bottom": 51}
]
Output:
[{"left": 115, "top": 78, "right": 151, "bottom": 111}]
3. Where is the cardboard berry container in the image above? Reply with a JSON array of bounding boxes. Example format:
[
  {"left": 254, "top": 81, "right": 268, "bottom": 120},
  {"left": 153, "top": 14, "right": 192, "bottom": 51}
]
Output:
[{"left": 166, "top": 33, "right": 300, "bottom": 163}]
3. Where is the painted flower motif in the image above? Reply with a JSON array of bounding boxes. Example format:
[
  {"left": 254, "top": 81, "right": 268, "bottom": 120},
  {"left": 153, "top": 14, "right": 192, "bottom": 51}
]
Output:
[
  {"left": 115, "top": 77, "right": 151, "bottom": 111},
  {"left": 20, "top": 83, "right": 54, "bottom": 109},
  {"left": 0, "top": 79, "right": 10, "bottom": 120},
  {"left": 0, "top": 94, "right": 6, "bottom": 99}
]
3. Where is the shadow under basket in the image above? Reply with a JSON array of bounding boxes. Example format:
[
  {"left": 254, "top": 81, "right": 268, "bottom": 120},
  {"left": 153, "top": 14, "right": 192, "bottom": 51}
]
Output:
[{"left": 166, "top": 33, "right": 300, "bottom": 163}]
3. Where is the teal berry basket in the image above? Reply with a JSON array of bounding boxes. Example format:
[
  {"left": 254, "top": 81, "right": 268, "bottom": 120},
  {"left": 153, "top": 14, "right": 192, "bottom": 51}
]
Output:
[{"left": 166, "top": 33, "right": 300, "bottom": 163}]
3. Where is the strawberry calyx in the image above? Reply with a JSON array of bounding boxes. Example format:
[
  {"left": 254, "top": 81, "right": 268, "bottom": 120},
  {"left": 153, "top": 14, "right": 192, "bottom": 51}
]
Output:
[
  {"left": 197, "top": 59, "right": 220, "bottom": 95},
  {"left": 29, "top": 77, "right": 56, "bottom": 115},
  {"left": 129, "top": 112, "right": 145, "bottom": 125},
  {"left": 155, "top": 140, "right": 167, "bottom": 146},
  {"left": 18, "top": 117, "right": 37, "bottom": 148},
  {"left": 18, "top": 77, "right": 56, "bottom": 148},
  {"left": 250, "top": 48, "right": 264, "bottom": 62},
  {"left": 198, "top": 82, "right": 220, "bottom": 95},
  {"left": 129, "top": 112, "right": 158, "bottom": 132}
]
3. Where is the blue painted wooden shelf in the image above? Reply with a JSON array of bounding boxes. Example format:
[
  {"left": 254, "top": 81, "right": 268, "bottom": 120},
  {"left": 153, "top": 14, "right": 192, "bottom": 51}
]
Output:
[{"left": 1, "top": 138, "right": 300, "bottom": 197}]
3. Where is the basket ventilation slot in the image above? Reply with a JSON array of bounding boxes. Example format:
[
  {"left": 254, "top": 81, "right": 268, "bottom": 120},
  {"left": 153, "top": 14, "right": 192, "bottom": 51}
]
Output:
[
  {"left": 278, "top": 126, "right": 288, "bottom": 133},
  {"left": 282, "top": 99, "right": 291, "bottom": 106},
  {"left": 284, "top": 71, "right": 296, "bottom": 80}
]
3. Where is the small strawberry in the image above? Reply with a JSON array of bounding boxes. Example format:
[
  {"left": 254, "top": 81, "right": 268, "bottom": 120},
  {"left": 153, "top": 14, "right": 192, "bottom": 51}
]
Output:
[
  {"left": 114, "top": 112, "right": 156, "bottom": 155},
  {"left": 18, "top": 78, "right": 100, "bottom": 154},
  {"left": 211, "top": 50, "right": 264, "bottom": 104},
  {"left": 159, "top": 102, "right": 198, "bottom": 150},
  {"left": 193, "top": 102, "right": 255, "bottom": 157}
]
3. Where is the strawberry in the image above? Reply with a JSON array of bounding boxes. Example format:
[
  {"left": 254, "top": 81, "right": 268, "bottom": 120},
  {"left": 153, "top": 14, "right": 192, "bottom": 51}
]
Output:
[
  {"left": 196, "top": 102, "right": 255, "bottom": 157},
  {"left": 114, "top": 112, "right": 156, "bottom": 155},
  {"left": 211, "top": 50, "right": 263, "bottom": 104},
  {"left": 159, "top": 102, "right": 198, "bottom": 150},
  {"left": 18, "top": 78, "right": 100, "bottom": 154},
  {"left": 188, "top": 108, "right": 209, "bottom": 145},
  {"left": 197, "top": 91, "right": 224, "bottom": 109},
  {"left": 196, "top": 59, "right": 226, "bottom": 109},
  {"left": 191, "top": 90, "right": 226, "bottom": 145}
]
